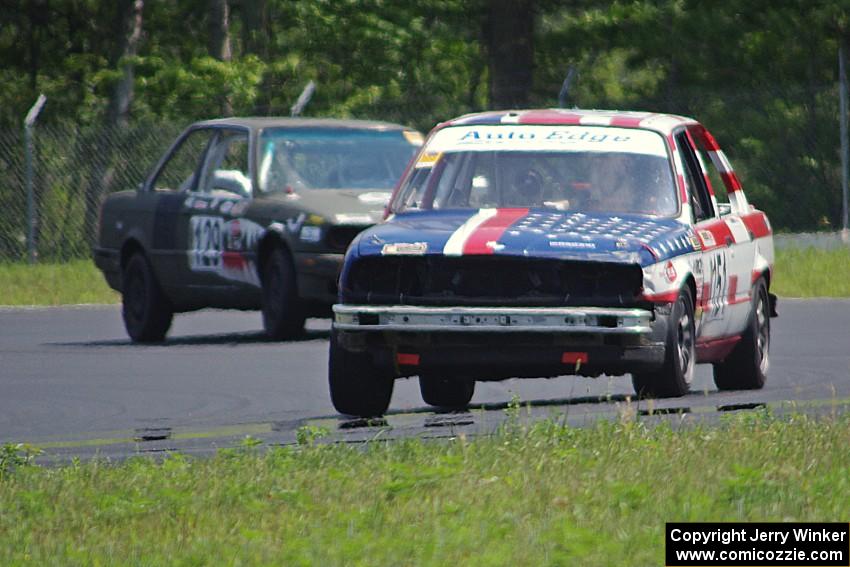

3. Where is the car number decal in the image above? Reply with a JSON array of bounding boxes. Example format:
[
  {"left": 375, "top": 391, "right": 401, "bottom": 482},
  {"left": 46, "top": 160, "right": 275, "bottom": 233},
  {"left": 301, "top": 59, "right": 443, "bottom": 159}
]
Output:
[
  {"left": 190, "top": 215, "right": 223, "bottom": 270},
  {"left": 704, "top": 249, "right": 729, "bottom": 320}
]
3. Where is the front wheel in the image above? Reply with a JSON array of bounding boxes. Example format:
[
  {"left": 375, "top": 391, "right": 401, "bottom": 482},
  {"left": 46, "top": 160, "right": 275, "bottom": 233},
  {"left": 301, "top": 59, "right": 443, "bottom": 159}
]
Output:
[
  {"left": 328, "top": 330, "right": 394, "bottom": 417},
  {"left": 632, "top": 286, "right": 695, "bottom": 398},
  {"left": 419, "top": 374, "right": 475, "bottom": 409},
  {"left": 122, "top": 252, "right": 173, "bottom": 343},
  {"left": 261, "top": 247, "right": 305, "bottom": 340},
  {"left": 713, "top": 279, "right": 770, "bottom": 390}
]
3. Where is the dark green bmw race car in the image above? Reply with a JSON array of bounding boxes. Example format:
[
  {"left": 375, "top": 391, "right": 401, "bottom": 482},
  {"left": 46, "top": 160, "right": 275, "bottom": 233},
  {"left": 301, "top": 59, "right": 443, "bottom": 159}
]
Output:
[{"left": 93, "top": 118, "right": 422, "bottom": 342}]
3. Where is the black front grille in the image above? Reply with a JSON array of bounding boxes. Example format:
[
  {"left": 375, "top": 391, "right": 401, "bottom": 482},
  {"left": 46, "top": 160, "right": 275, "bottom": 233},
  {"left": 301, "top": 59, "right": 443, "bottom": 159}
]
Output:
[{"left": 342, "top": 255, "right": 644, "bottom": 307}]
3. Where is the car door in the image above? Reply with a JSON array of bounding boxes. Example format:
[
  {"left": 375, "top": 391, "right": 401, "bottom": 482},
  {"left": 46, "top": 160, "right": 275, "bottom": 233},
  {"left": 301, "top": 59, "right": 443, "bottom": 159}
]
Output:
[
  {"left": 180, "top": 127, "right": 257, "bottom": 298},
  {"left": 685, "top": 124, "right": 758, "bottom": 338},
  {"left": 674, "top": 129, "right": 733, "bottom": 341},
  {"left": 143, "top": 127, "right": 216, "bottom": 297}
]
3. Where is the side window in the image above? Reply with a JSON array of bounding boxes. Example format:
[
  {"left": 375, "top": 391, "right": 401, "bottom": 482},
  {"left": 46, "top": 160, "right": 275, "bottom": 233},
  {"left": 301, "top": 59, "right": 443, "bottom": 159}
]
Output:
[
  {"left": 397, "top": 167, "right": 432, "bottom": 210},
  {"left": 433, "top": 154, "right": 472, "bottom": 208},
  {"left": 151, "top": 129, "right": 214, "bottom": 192},
  {"left": 675, "top": 131, "right": 715, "bottom": 222},
  {"left": 693, "top": 144, "right": 731, "bottom": 216},
  {"left": 197, "top": 131, "right": 252, "bottom": 197}
]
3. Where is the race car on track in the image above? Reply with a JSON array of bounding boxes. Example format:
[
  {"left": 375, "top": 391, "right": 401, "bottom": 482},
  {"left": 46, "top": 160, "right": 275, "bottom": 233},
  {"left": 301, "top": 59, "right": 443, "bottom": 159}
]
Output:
[
  {"left": 94, "top": 118, "right": 422, "bottom": 342},
  {"left": 329, "top": 109, "right": 777, "bottom": 416}
]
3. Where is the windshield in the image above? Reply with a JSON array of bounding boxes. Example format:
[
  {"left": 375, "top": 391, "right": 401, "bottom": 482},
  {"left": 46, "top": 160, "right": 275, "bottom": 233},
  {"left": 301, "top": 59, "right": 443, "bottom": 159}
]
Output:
[
  {"left": 257, "top": 127, "right": 421, "bottom": 192},
  {"left": 392, "top": 125, "right": 678, "bottom": 216}
]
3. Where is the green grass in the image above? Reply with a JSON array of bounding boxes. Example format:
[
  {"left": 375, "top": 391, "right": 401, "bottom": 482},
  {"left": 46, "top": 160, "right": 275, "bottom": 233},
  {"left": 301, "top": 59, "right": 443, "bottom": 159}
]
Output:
[
  {"left": 772, "top": 247, "right": 850, "bottom": 298},
  {"left": 0, "top": 260, "right": 118, "bottom": 306},
  {"left": 1, "top": 413, "right": 849, "bottom": 565},
  {"left": 0, "top": 246, "right": 848, "bottom": 306}
]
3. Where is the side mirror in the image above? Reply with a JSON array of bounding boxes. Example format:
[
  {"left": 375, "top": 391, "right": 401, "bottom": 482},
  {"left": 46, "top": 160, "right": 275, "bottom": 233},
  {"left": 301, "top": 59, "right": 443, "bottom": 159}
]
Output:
[{"left": 717, "top": 203, "right": 733, "bottom": 216}]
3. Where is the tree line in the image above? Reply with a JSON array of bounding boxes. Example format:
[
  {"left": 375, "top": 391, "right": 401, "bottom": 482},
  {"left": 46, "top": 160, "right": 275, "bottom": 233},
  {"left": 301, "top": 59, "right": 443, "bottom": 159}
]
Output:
[{"left": 1, "top": 0, "right": 849, "bottom": 231}]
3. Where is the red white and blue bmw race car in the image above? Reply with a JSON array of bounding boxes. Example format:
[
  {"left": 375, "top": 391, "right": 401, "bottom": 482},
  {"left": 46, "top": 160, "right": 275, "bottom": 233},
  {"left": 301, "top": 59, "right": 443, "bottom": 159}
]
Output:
[{"left": 329, "top": 109, "right": 776, "bottom": 417}]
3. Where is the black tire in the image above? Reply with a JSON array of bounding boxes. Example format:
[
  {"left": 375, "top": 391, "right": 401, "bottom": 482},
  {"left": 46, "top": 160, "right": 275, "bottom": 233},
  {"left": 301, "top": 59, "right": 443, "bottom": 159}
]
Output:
[
  {"left": 632, "top": 286, "right": 695, "bottom": 398},
  {"left": 121, "top": 252, "right": 173, "bottom": 343},
  {"left": 713, "top": 278, "right": 770, "bottom": 391},
  {"left": 328, "top": 330, "right": 394, "bottom": 417},
  {"left": 261, "top": 247, "right": 305, "bottom": 340},
  {"left": 419, "top": 374, "right": 475, "bottom": 409}
]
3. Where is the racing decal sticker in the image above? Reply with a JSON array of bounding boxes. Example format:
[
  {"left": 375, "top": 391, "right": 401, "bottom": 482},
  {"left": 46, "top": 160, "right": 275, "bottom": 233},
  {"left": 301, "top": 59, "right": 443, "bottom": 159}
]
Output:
[
  {"left": 415, "top": 151, "right": 442, "bottom": 169},
  {"left": 703, "top": 248, "right": 729, "bottom": 320},
  {"left": 687, "top": 233, "right": 702, "bottom": 251},
  {"left": 425, "top": 125, "right": 668, "bottom": 157},
  {"left": 664, "top": 260, "right": 677, "bottom": 283},
  {"left": 285, "top": 213, "right": 307, "bottom": 234},
  {"left": 381, "top": 242, "right": 428, "bottom": 255},
  {"left": 228, "top": 219, "right": 244, "bottom": 251},
  {"left": 549, "top": 241, "right": 596, "bottom": 250},
  {"left": 189, "top": 216, "right": 264, "bottom": 286},
  {"left": 698, "top": 229, "right": 716, "bottom": 248},
  {"left": 190, "top": 215, "right": 223, "bottom": 271},
  {"left": 299, "top": 226, "right": 322, "bottom": 243}
]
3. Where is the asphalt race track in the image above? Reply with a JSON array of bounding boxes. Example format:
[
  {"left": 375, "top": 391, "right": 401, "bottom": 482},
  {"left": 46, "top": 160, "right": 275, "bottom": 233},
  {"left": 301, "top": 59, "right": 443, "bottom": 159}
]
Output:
[{"left": 1, "top": 299, "right": 849, "bottom": 461}]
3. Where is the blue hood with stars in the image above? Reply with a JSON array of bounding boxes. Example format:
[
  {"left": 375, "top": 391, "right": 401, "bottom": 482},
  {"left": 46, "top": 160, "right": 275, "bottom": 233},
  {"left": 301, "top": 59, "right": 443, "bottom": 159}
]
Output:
[{"left": 353, "top": 208, "right": 697, "bottom": 267}]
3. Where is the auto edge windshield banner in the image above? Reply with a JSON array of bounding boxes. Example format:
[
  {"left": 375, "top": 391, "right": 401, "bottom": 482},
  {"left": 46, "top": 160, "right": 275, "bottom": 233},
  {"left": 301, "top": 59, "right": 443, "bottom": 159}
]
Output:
[
  {"left": 666, "top": 522, "right": 850, "bottom": 566},
  {"left": 424, "top": 125, "right": 668, "bottom": 157}
]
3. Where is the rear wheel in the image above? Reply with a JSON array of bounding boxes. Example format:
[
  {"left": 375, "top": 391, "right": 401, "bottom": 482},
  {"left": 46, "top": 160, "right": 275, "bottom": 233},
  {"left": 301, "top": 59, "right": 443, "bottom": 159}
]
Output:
[
  {"left": 713, "top": 279, "right": 769, "bottom": 390},
  {"left": 632, "top": 286, "right": 695, "bottom": 398},
  {"left": 328, "top": 330, "right": 394, "bottom": 417},
  {"left": 419, "top": 374, "right": 475, "bottom": 409},
  {"left": 122, "top": 252, "right": 173, "bottom": 343},
  {"left": 261, "top": 247, "right": 305, "bottom": 340}
]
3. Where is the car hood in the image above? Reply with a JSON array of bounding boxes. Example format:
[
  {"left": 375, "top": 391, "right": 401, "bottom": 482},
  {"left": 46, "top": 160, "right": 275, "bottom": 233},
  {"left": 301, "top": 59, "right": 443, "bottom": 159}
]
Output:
[
  {"left": 356, "top": 208, "right": 698, "bottom": 267},
  {"left": 266, "top": 188, "right": 393, "bottom": 224}
]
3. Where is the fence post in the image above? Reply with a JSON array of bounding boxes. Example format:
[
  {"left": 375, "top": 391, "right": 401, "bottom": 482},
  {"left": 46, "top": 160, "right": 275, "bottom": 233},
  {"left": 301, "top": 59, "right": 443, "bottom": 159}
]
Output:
[
  {"left": 290, "top": 80, "right": 316, "bottom": 117},
  {"left": 839, "top": 45, "right": 849, "bottom": 240},
  {"left": 24, "top": 94, "right": 47, "bottom": 264}
]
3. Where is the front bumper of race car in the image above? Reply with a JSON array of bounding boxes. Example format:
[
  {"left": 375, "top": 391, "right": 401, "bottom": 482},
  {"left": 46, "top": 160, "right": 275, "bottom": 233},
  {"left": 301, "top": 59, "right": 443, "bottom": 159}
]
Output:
[{"left": 332, "top": 304, "right": 671, "bottom": 378}]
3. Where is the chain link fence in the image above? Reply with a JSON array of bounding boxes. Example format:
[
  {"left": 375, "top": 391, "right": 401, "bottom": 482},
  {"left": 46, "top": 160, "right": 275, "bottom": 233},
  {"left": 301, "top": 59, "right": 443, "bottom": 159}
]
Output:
[
  {"left": 0, "top": 122, "right": 183, "bottom": 262},
  {"left": 0, "top": 82, "right": 848, "bottom": 263}
]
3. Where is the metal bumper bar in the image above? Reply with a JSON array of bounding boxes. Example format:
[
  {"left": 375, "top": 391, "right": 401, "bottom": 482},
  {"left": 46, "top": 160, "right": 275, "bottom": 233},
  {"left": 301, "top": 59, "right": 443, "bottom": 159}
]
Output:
[{"left": 333, "top": 304, "right": 653, "bottom": 334}]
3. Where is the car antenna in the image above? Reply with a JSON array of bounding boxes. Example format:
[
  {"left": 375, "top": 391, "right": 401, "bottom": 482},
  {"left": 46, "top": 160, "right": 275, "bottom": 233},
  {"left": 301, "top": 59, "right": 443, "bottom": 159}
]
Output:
[
  {"left": 291, "top": 80, "right": 316, "bottom": 117},
  {"left": 558, "top": 66, "right": 577, "bottom": 108}
]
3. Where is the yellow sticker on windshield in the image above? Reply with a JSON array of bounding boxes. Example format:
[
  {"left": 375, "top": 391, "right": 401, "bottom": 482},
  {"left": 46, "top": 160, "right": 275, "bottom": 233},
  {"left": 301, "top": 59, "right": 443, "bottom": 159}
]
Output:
[
  {"left": 403, "top": 130, "right": 425, "bottom": 146},
  {"left": 415, "top": 151, "right": 441, "bottom": 169}
]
